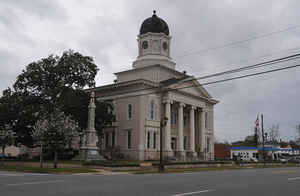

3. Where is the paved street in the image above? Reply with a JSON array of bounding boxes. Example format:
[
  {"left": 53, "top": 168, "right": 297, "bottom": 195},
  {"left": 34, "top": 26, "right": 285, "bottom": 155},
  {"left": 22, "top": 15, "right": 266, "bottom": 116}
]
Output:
[{"left": 0, "top": 167, "right": 300, "bottom": 196}]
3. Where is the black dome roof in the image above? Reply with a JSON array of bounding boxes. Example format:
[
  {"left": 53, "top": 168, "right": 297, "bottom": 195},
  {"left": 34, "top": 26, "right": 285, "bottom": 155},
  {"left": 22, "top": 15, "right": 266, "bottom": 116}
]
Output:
[{"left": 139, "top": 11, "right": 169, "bottom": 36}]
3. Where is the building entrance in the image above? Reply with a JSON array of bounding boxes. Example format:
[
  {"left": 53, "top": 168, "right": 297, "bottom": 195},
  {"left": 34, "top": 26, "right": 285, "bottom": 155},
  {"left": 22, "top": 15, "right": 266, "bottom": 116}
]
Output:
[{"left": 171, "top": 137, "right": 177, "bottom": 151}]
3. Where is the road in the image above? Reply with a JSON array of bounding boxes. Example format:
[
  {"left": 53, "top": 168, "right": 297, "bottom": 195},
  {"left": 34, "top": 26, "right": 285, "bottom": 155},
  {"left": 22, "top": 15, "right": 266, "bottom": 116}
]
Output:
[{"left": 0, "top": 167, "right": 300, "bottom": 196}]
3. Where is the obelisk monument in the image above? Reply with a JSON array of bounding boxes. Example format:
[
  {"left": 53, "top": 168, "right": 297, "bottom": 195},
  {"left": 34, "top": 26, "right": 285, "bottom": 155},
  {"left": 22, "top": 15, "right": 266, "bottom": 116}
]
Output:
[{"left": 79, "top": 92, "right": 104, "bottom": 160}]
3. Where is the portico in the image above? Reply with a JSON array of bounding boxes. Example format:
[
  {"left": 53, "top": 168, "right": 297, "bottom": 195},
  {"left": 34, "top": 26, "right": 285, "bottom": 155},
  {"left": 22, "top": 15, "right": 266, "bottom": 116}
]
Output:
[{"left": 162, "top": 98, "right": 209, "bottom": 160}]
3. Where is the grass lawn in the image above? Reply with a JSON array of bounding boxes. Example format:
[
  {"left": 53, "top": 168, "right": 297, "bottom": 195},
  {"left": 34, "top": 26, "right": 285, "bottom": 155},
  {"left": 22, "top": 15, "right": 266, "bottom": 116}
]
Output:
[
  {"left": 125, "top": 164, "right": 300, "bottom": 174},
  {"left": 0, "top": 165, "right": 96, "bottom": 174},
  {"left": 83, "top": 160, "right": 140, "bottom": 167},
  {"left": 4, "top": 159, "right": 84, "bottom": 165}
]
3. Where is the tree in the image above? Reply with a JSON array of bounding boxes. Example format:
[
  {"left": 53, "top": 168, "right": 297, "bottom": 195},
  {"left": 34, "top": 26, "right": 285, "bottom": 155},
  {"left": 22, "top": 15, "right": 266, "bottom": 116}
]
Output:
[
  {"left": 0, "top": 88, "right": 43, "bottom": 147},
  {"left": 0, "top": 124, "right": 15, "bottom": 165},
  {"left": 296, "top": 124, "right": 300, "bottom": 144},
  {"left": 1, "top": 50, "right": 99, "bottom": 146},
  {"left": 13, "top": 50, "right": 98, "bottom": 112},
  {"left": 1, "top": 50, "right": 114, "bottom": 154},
  {"left": 31, "top": 119, "right": 47, "bottom": 168},
  {"left": 268, "top": 124, "right": 280, "bottom": 144},
  {"left": 267, "top": 124, "right": 280, "bottom": 160},
  {"left": 35, "top": 110, "right": 79, "bottom": 168}
]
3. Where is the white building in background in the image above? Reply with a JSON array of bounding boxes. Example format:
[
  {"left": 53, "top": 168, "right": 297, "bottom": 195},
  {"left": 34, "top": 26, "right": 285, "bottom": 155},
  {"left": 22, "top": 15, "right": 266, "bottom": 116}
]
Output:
[
  {"left": 2, "top": 145, "right": 20, "bottom": 157},
  {"left": 87, "top": 11, "right": 218, "bottom": 161},
  {"left": 230, "top": 147, "right": 259, "bottom": 161},
  {"left": 230, "top": 146, "right": 300, "bottom": 161}
]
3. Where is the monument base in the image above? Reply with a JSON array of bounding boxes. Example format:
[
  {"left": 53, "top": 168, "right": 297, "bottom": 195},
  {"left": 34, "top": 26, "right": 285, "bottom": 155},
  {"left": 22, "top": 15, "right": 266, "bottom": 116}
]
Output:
[{"left": 74, "top": 147, "right": 105, "bottom": 161}]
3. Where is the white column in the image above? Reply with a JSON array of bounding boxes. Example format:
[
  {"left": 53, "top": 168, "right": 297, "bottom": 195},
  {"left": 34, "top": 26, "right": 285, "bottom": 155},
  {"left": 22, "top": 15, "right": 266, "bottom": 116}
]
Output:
[
  {"left": 177, "top": 103, "right": 185, "bottom": 152},
  {"left": 200, "top": 109, "right": 205, "bottom": 153},
  {"left": 210, "top": 110, "right": 214, "bottom": 160},
  {"left": 164, "top": 100, "right": 172, "bottom": 152},
  {"left": 189, "top": 106, "right": 196, "bottom": 152}
]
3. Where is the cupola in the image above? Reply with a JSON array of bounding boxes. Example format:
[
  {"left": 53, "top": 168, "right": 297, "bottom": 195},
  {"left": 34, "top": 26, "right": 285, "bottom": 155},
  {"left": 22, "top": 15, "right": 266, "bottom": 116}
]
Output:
[{"left": 133, "top": 11, "right": 175, "bottom": 70}]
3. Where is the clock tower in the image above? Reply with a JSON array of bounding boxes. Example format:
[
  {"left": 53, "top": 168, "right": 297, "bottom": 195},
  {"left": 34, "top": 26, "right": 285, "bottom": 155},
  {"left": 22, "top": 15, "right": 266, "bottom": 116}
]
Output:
[{"left": 133, "top": 11, "right": 176, "bottom": 70}]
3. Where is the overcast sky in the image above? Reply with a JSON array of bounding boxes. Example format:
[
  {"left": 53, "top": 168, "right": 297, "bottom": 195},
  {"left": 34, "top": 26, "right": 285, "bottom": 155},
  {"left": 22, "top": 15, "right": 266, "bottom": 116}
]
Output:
[{"left": 1, "top": 0, "right": 300, "bottom": 142}]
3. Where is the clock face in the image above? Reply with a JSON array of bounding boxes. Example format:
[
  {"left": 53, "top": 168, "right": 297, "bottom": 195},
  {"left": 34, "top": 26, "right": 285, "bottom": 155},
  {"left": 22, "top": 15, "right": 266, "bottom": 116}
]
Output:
[
  {"left": 142, "top": 41, "right": 148, "bottom": 49},
  {"left": 163, "top": 42, "right": 168, "bottom": 50}
]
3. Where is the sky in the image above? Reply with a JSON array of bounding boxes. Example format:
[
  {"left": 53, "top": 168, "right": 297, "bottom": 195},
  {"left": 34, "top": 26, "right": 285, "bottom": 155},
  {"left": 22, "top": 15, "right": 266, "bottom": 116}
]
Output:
[{"left": 1, "top": 0, "right": 300, "bottom": 142}]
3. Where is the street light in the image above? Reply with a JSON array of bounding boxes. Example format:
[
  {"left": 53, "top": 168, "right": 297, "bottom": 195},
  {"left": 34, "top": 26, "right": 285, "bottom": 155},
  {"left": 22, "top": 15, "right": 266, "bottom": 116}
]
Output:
[{"left": 159, "top": 116, "right": 168, "bottom": 172}]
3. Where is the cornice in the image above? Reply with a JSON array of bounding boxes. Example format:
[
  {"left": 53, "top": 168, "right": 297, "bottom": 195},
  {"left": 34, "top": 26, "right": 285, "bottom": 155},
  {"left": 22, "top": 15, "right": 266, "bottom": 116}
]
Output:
[
  {"left": 171, "top": 88, "right": 219, "bottom": 105},
  {"left": 86, "top": 79, "right": 158, "bottom": 93},
  {"left": 114, "top": 64, "right": 184, "bottom": 76}
]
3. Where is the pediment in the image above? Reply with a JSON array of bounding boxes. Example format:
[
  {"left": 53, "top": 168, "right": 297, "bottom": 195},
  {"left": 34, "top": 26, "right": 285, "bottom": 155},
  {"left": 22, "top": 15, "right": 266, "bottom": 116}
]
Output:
[{"left": 166, "top": 79, "right": 212, "bottom": 99}]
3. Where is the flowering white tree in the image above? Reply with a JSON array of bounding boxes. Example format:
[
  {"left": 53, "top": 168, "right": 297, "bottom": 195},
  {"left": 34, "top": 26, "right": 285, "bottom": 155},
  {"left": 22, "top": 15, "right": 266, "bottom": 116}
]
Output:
[
  {"left": 31, "top": 120, "right": 48, "bottom": 168},
  {"left": 0, "top": 124, "right": 15, "bottom": 165},
  {"left": 33, "top": 110, "right": 80, "bottom": 168}
]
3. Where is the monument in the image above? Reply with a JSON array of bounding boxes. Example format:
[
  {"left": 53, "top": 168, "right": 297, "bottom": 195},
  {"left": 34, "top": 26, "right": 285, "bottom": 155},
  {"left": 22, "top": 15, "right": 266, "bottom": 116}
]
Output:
[{"left": 79, "top": 92, "right": 104, "bottom": 161}]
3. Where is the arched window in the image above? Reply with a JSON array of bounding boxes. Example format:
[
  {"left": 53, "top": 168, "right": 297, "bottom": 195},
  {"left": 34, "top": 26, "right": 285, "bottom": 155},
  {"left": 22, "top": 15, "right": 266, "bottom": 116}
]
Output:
[
  {"left": 150, "top": 100, "right": 155, "bottom": 120},
  {"left": 128, "top": 104, "right": 132, "bottom": 119}
]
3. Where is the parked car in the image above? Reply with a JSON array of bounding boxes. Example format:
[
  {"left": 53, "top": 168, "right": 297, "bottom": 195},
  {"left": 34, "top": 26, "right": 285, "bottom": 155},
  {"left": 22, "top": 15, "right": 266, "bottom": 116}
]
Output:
[
  {"left": 288, "top": 157, "right": 300, "bottom": 163},
  {"left": 0, "top": 154, "right": 8, "bottom": 158},
  {"left": 276, "top": 155, "right": 289, "bottom": 163}
]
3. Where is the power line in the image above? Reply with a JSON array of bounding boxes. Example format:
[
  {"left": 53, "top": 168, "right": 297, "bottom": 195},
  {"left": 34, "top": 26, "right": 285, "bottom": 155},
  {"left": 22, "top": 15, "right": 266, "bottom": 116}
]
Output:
[
  {"left": 194, "top": 53, "right": 300, "bottom": 80},
  {"left": 175, "top": 24, "right": 300, "bottom": 59},
  {"left": 113, "top": 52, "right": 300, "bottom": 93},
  {"left": 179, "top": 45, "right": 300, "bottom": 70},
  {"left": 97, "top": 57, "right": 300, "bottom": 100},
  {"left": 182, "top": 63, "right": 300, "bottom": 88}
]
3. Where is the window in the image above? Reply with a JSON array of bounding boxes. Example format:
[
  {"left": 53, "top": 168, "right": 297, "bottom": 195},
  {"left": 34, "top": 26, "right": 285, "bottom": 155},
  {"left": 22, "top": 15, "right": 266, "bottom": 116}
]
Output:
[
  {"left": 150, "top": 100, "right": 155, "bottom": 120},
  {"left": 205, "top": 112, "right": 209, "bottom": 129},
  {"left": 183, "top": 115, "right": 187, "bottom": 127},
  {"left": 184, "top": 136, "right": 187, "bottom": 150},
  {"left": 105, "top": 132, "right": 109, "bottom": 148},
  {"left": 153, "top": 132, "right": 157, "bottom": 149},
  {"left": 128, "top": 104, "right": 132, "bottom": 119},
  {"left": 171, "top": 138, "right": 176, "bottom": 150},
  {"left": 147, "top": 131, "right": 151, "bottom": 149},
  {"left": 171, "top": 112, "right": 177, "bottom": 125},
  {"left": 206, "top": 136, "right": 210, "bottom": 152},
  {"left": 112, "top": 131, "right": 115, "bottom": 147},
  {"left": 106, "top": 100, "right": 116, "bottom": 116},
  {"left": 142, "top": 40, "right": 148, "bottom": 49},
  {"left": 127, "top": 130, "right": 132, "bottom": 149}
]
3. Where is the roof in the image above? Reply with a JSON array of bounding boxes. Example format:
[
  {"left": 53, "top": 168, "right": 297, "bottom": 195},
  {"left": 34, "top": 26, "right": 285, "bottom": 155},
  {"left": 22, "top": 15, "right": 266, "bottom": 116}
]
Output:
[
  {"left": 114, "top": 64, "right": 184, "bottom": 76},
  {"left": 230, "top": 146, "right": 257, "bottom": 150},
  {"left": 140, "top": 11, "right": 169, "bottom": 36},
  {"left": 160, "top": 76, "right": 191, "bottom": 86},
  {"left": 86, "top": 79, "right": 158, "bottom": 92},
  {"left": 160, "top": 76, "right": 219, "bottom": 104},
  {"left": 230, "top": 146, "right": 298, "bottom": 151}
]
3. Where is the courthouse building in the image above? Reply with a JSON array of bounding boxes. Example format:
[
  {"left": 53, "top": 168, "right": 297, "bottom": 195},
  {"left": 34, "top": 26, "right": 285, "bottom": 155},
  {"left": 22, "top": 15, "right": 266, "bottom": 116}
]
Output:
[{"left": 89, "top": 12, "right": 218, "bottom": 161}]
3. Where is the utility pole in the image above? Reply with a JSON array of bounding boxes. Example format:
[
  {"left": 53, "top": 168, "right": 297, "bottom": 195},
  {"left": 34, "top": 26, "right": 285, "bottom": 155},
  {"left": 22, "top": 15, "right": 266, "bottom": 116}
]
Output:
[
  {"left": 159, "top": 84, "right": 168, "bottom": 172},
  {"left": 159, "top": 119, "right": 164, "bottom": 172},
  {"left": 261, "top": 114, "right": 265, "bottom": 162}
]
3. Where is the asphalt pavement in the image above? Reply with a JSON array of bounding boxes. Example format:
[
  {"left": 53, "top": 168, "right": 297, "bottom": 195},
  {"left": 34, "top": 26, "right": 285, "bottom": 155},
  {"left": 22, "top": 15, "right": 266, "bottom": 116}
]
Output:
[{"left": 1, "top": 167, "right": 300, "bottom": 196}]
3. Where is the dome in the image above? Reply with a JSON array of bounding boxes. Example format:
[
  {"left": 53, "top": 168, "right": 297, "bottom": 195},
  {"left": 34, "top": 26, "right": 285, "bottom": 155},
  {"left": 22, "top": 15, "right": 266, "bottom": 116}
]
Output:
[{"left": 139, "top": 11, "right": 169, "bottom": 36}]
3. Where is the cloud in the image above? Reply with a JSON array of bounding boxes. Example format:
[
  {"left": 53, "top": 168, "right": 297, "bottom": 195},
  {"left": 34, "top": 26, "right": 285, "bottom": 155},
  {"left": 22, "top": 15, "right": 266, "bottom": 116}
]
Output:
[
  {"left": 0, "top": 0, "right": 67, "bottom": 21},
  {"left": 1, "top": 0, "right": 300, "bottom": 142}
]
